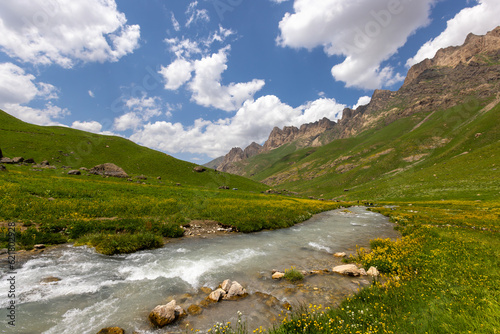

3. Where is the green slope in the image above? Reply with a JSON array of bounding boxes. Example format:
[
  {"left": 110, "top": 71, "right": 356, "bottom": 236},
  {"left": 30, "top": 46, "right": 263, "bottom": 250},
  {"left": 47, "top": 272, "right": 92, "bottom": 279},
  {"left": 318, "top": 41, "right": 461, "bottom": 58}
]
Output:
[
  {"left": 0, "top": 109, "right": 266, "bottom": 191},
  {"left": 244, "top": 97, "right": 500, "bottom": 201}
]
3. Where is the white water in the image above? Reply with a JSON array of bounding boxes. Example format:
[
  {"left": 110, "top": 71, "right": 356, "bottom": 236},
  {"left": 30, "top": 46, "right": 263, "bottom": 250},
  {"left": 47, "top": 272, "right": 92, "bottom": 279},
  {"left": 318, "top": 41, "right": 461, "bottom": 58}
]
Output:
[{"left": 0, "top": 207, "right": 399, "bottom": 333}]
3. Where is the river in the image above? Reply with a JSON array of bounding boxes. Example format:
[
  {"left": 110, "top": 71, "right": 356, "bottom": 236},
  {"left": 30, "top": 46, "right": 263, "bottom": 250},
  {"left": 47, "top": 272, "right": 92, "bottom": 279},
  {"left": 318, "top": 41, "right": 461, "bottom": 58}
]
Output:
[{"left": 0, "top": 206, "right": 399, "bottom": 333}]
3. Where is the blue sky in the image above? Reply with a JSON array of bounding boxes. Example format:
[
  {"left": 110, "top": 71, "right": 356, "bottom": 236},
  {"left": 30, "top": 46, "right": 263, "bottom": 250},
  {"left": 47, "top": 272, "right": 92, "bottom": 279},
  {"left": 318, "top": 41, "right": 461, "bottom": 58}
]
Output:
[{"left": 0, "top": 0, "right": 499, "bottom": 163}]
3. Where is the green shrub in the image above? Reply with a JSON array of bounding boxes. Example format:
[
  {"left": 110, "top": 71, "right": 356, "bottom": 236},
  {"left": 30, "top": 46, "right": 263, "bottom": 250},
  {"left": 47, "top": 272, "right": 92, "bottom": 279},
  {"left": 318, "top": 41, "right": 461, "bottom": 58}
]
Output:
[{"left": 284, "top": 267, "right": 304, "bottom": 282}]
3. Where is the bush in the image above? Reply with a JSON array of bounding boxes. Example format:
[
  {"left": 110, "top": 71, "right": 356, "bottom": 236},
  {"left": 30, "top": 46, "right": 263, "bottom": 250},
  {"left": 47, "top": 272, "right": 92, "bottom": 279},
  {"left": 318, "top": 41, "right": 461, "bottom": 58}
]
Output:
[{"left": 284, "top": 267, "right": 304, "bottom": 282}]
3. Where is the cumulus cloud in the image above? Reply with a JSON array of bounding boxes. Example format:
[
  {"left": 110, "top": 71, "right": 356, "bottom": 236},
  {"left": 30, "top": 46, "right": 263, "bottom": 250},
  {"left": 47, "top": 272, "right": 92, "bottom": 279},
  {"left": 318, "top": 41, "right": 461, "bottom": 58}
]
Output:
[
  {"left": 407, "top": 0, "right": 500, "bottom": 66},
  {"left": 353, "top": 96, "right": 372, "bottom": 109},
  {"left": 71, "top": 121, "right": 103, "bottom": 133},
  {"left": 188, "top": 47, "right": 266, "bottom": 111},
  {"left": 3, "top": 103, "right": 69, "bottom": 126},
  {"left": 277, "top": 0, "right": 436, "bottom": 89},
  {"left": 0, "top": 0, "right": 140, "bottom": 68},
  {"left": 159, "top": 58, "right": 194, "bottom": 90},
  {"left": 129, "top": 96, "right": 345, "bottom": 158},
  {"left": 113, "top": 94, "right": 163, "bottom": 131},
  {"left": 0, "top": 62, "right": 67, "bottom": 125}
]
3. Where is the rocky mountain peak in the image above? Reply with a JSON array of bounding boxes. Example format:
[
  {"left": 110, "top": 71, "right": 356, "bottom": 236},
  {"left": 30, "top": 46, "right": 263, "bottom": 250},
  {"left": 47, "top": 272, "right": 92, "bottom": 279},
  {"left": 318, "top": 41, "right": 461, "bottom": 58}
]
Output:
[{"left": 403, "top": 26, "right": 500, "bottom": 88}]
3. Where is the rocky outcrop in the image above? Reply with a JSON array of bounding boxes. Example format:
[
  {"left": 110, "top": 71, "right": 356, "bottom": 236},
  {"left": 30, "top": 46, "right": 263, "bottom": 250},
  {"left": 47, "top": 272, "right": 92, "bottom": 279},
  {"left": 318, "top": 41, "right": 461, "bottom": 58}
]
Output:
[
  {"left": 404, "top": 26, "right": 500, "bottom": 88},
  {"left": 193, "top": 166, "right": 206, "bottom": 173},
  {"left": 89, "top": 163, "right": 128, "bottom": 178},
  {"left": 149, "top": 300, "right": 186, "bottom": 328},
  {"left": 217, "top": 143, "right": 263, "bottom": 172},
  {"left": 68, "top": 170, "right": 81, "bottom": 175},
  {"left": 262, "top": 117, "right": 336, "bottom": 151}
]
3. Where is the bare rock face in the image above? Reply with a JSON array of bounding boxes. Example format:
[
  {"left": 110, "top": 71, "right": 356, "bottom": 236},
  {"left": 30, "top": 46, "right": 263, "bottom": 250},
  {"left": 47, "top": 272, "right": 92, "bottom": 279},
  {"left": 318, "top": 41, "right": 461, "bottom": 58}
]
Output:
[
  {"left": 149, "top": 300, "right": 186, "bottom": 328},
  {"left": 90, "top": 163, "right": 128, "bottom": 178},
  {"left": 404, "top": 26, "right": 500, "bottom": 87},
  {"left": 217, "top": 143, "right": 263, "bottom": 173}
]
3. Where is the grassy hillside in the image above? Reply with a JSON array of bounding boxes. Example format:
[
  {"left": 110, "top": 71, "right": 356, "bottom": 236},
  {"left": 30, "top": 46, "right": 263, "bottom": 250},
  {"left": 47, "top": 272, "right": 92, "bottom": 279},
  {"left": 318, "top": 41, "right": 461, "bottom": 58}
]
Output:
[
  {"left": 0, "top": 109, "right": 265, "bottom": 191},
  {"left": 244, "top": 97, "right": 499, "bottom": 202}
]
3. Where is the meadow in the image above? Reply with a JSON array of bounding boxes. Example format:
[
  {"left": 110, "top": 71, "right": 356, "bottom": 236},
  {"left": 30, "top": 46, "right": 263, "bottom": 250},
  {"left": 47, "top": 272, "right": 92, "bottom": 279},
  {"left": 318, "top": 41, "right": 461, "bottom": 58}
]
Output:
[{"left": 0, "top": 164, "right": 341, "bottom": 254}]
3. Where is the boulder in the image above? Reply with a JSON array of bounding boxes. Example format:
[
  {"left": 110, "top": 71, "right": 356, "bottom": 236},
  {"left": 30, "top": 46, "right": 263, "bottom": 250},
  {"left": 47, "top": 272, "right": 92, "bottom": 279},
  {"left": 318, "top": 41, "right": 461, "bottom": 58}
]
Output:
[
  {"left": 367, "top": 267, "right": 380, "bottom": 277},
  {"left": 193, "top": 166, "right": 206, "bottom": 173},
  {"left": 272, "top": 272, "right": 285, "bottom": 279},
  {"left": 34, "top": 244, "right": 45, "bottom": 249},
  {"left": 12, "top": 157, "right": 24, "bottom": 164},
  {"left": 223, "top": 281, "right": 247, "bottom": 300},
  {"left": 332, "top": 264, "right": 362, "bottom": 277},
  {"left": 24, "top": 158, "right": 35, "bottom": 164},
  {"left": 208, "top": 288, "right": 226, "bottom": 302},
  {"left": 40, "top": 160, "right": 50, "bottom": 166},
  {"left": 359, "top": 268, "right": 367, "bottom": 276},
  {"left": 80, "top": 167, "right": 89, "bottom": 171},
  {"left": 96, "top": 328, "right": 124, "bottom": 334},
  {"left": 334, "top": 252, "right": 347, "bottom": 258},
  {"left": 90, "top": 163, "right": 128, "bottom": 178},
  {"left": 0, "top": 157, "right": 13, "bottom": 164},
  {"left": 220, "top": 279, "right": 232, "bottom": 292},
  {"left": 149, "top": 300, "right": 185, "bottom": 328},
  {"left": 68, "top": 170, "right": 81, "bottom": 175}
]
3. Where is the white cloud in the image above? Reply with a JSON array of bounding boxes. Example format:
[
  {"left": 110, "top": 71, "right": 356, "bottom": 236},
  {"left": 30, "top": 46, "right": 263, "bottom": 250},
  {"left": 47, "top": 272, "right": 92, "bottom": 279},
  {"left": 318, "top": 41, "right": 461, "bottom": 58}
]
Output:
[
  {"left": 159, "top": 58, "right": 194, "bottom": 90},
  {"left": 88, "top": 90, "right": 95, "bottom": 98},
  {"left": 353, "top": 96, "right": 372, "bottom": 109},
  {"left": 129, "top": 95, "right": 345, "bottom": 158},
  {"left": 188, "top": 47, "right": 266, "bottom": 111},
  {"left": 165, "top": 38, "right": 203, "bottom": 58},
  {"left": 271, "top": 0, "right": 290, "bottom": 3},
  {"left": 277, "top": 0, "right": 436, "bottom": 89},
  {"left": 407, "top": 0, "right": 500, "bottom": 66},
  {"left": 171, "top": 12, "right": 181, "bottom": 32},
  {"left": 3, "top": 103, "right": 69, "bottom": 126},
  {"left": 0, "top": 62, "right": 67, "bottom": 125},
  {"left": 113, "top": 94, "right": 163, "bottom": 131},
  {"left": 185, "top": 1, "right": 210, "bottom": 28},
  {"left": 0, "top": 0, "right": 140, "bottom": 68},
  {"left": 71, "top": 121, "right": 103, "bottom": 133}
]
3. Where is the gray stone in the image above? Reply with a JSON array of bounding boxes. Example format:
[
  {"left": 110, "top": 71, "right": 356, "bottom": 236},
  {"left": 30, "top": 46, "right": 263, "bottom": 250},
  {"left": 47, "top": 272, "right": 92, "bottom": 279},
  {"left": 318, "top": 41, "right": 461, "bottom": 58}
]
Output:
[
  {"left": 68, "top": 170, "right": 81, "bottom": 175},
  {"left": 208, "top": 288, "right": 226, "bottom": 302},
  {"left": 223, "top": 281, "right": 247, "bottom": 300},
  {"left": 149, "top": 300, "right": 185, "bottom": 328},
  {"left": 90, "top": 163, "right": 128, "bottom": 178}
]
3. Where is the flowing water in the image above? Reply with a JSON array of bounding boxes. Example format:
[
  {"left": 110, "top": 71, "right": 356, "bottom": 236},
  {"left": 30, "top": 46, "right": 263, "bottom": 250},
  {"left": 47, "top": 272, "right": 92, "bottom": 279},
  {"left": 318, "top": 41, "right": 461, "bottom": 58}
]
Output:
[{"left": 0, "top": 207, "right": 399, "bottom": 334}]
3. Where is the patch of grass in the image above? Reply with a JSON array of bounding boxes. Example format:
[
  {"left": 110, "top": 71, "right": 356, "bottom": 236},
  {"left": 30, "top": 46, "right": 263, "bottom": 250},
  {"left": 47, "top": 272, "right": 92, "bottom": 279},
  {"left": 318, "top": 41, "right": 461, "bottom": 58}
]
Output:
[
  {"left": 75, "top": 232, "right": 163, "bottom": 255},
  {"left": 283, "top": 267, "right": 304, "bottom": 283}
]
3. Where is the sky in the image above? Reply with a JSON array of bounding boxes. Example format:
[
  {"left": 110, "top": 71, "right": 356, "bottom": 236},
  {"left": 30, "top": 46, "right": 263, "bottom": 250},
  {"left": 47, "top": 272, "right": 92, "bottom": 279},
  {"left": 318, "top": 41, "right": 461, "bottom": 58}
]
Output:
[{"left": 0, "top": 0, "right": 499, "bottom": 164}]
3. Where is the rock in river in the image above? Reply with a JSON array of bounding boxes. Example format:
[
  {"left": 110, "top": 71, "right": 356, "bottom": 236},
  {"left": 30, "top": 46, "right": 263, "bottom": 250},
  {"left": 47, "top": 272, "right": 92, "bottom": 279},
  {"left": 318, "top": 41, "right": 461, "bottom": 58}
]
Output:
[{"left": 149, "top": 300, "right": 186, "bottom": 328}]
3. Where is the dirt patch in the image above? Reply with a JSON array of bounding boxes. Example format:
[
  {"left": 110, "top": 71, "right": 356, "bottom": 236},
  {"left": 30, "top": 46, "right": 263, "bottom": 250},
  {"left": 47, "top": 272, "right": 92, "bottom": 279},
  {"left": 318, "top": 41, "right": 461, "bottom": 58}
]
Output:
[{"left": 182, "top": 220, "right": 237, "bottom": 238}]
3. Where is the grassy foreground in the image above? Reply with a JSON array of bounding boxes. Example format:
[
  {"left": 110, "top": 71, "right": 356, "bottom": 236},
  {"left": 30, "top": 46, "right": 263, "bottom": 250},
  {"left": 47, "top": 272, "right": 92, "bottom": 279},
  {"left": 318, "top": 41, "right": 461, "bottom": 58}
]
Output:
[{"left": 0, "top": 165, "right": 340, "bottom": 254}]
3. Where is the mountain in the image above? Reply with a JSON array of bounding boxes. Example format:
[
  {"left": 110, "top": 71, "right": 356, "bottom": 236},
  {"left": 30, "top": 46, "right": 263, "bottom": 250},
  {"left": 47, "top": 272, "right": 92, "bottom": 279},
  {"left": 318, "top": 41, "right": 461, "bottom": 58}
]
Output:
[
  {"left": 217, "top": 117, "right": 336, "bottom": 172},
  {"left": 0, "top": 109, "right": 267, "bottom": 191},
  {"left": 214, "top": 26, "right": 500, "bottom": 200}
]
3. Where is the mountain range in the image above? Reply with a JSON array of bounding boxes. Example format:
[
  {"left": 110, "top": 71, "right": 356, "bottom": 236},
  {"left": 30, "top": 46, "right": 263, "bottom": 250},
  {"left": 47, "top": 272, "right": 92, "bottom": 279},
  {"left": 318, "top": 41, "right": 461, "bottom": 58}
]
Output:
[{"left": 207, "top": 26, "right": 500, "bottom": 200}]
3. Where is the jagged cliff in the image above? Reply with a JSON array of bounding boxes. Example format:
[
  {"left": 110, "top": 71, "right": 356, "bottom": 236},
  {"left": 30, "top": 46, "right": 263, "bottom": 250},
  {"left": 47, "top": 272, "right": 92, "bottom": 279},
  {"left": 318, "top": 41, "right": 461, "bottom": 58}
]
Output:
[{"left": 216, "top": 26, "right": 500, "bottom": 175}]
